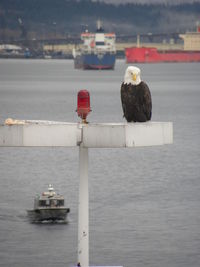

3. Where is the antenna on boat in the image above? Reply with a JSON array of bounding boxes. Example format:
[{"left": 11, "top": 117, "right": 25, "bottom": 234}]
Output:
[
  {"left": 97, "top": 19, "right": 101, "bottom": 30},
  {"left": 137, "top": 34, "right": 140, "bottom": 48},
  {"left": 96, "top": 19, "right": 103, "bottom": 32},
  {"left": 48, "top": 184, "right": 54, "bottom": 191},
  {"left": 196, "top": 21, "right": 200, "bottom": 32}
]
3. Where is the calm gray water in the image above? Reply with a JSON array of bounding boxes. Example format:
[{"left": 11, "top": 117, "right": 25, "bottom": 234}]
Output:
[{"left": 0, "top": 59, "right": 200, "bottom": 267}]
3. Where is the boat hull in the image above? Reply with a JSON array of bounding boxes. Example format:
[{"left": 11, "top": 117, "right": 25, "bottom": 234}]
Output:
[
  {"left": 125, "top": 47, "right": 200, "bottom": 63},
  {"left": 74, "top": 53, "right": 115, "bottom": 70},
  {"left": 27, "top": 208, "right": 70, "bottom": 222}
]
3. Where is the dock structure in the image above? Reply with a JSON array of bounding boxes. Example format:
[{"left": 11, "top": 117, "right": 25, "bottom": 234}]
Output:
[{"left": 0, "top": 120, "right": 173, "bottom": 267}]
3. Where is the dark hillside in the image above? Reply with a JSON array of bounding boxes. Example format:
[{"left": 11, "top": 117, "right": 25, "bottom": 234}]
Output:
[{"left": 0, "top": 0, "right": 199, "bottom": 41}]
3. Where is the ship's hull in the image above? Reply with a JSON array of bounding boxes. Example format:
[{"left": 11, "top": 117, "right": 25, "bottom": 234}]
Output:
[
  {"left": 27, "top": 208, "right": 70, "bottom": 222},
  {"left": 74, "top": 53, "right": 115, "bottom": 70},
  {"left": 125, "top": 47, "right": 200, "bottom": 63}
]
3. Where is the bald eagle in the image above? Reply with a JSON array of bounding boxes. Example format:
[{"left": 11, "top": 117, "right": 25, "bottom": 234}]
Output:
[{"left": 121, "top": 66, "right": 152, "bottom": 122}]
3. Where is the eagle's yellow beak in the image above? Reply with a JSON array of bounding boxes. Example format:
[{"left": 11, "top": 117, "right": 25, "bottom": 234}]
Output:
[{"left": 132, "top": 74, "right": 137, "bottom": 81}]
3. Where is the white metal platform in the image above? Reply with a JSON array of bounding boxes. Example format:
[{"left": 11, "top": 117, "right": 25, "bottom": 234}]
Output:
[{"left": 0, "top": 121, "right": 172, "bottom": 148}]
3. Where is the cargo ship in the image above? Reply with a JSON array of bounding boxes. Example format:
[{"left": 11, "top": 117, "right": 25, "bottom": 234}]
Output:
[
  {"left": 125, "top": 27, "right": 200, "bottom": 63},
  {"left": 73, "top": 21, "right": 116, "bottom": 70}
]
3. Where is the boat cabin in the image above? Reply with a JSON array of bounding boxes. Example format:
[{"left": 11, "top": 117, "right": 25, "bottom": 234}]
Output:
[{"left": 33, "top": 184, "right": 65, "bottom": 209}]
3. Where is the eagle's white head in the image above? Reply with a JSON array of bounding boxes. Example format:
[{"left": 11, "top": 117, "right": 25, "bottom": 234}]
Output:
[{"left": 124, "top": 66, "right": 141, "bottom": 85}]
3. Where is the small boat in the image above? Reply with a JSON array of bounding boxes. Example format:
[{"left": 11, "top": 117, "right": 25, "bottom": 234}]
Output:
[{"left": 27, "top": 184, "right": 70, "bottom": 223}]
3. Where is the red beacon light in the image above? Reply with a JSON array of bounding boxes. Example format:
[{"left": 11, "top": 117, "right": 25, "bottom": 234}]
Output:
[{"left": 77, "top": 90, "right": 91, "bottom": 123}]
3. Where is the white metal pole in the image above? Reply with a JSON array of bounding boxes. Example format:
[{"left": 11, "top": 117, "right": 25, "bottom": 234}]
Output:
[{"left": 78, "top": 144, "right": 89, "bottom": 267}]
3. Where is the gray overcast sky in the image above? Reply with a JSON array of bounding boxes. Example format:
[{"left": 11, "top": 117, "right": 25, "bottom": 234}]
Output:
[{"left": 93, "top": 0, "right": 200, "bottom": 4}]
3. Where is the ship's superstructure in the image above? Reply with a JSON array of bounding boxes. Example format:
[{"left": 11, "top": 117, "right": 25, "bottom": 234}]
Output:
[{"left": 179, "top": 26, "right": 200, "bottom": 51}]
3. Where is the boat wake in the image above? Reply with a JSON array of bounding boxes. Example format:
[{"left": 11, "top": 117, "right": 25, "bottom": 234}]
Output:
[{"left": 29, "top": 218, "right": 69, "bottom": 224}]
